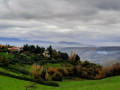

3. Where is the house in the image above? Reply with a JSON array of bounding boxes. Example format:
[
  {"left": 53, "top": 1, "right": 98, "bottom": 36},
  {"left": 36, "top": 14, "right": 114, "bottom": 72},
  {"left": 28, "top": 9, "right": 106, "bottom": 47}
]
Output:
[
  {"left": 0, "top": 45, "right": 3, "bottom": 48},
  {"left": 8, "top": 47, "right": 23, "bottom": 52},
  {"left": 43, "top": 51, "right": 50, "bottom": 58}
]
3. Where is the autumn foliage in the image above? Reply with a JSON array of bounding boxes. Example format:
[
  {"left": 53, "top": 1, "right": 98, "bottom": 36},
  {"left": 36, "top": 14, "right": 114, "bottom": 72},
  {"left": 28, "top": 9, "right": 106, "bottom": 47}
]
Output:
[
  {"left": 52, "top": 72, "right": 62, "bottom": 81},
  {"left": 95, "top": 63, "right": 120, "bottom": 79},
  {"left": 48, "top": 67, "right": 57, "bottom": 74},
  {"left": 30, "top": 63, "right": 41, "bottom": 79}
]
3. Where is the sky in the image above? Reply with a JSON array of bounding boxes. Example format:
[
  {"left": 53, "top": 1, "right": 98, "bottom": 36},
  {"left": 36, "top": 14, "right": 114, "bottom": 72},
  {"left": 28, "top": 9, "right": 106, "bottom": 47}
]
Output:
[{"left": 0, "top": 0, "right": 120, "bottom": 46}]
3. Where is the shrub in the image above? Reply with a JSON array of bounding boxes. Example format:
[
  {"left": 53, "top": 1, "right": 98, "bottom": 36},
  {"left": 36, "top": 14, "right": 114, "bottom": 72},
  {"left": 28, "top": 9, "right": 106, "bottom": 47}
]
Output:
[
  {"left": 74, "top": 65, "right": 82, "bottom": 77},
  {"left": 57, "top": 68, "right": 64, "bottom": 74},
  {"left": 66, "top": 67, "right": 74, "bottom": 76},
  {"left": 81, "top": 71, "right": 88, "bottom": 78},
  {"left": 45, "top": 72, "right": 49, "bottom": 81},
  {"left": 52, "top": 72, "right": 62, "bottom": 81},
  {"left": 30, "top": 63, "right": 41, "bottom": 79},
  {"left": 0, "top": 56, "right": 9, "bottom": 66},
  {"left": 95, "top": 63, "right": 120, "bottom": 79},
  {"left": 41, "top": 69, "right": 47, "bottom": 80},
  {"left": 57, "top": 67, "right": 68, "bottom": 76},
  {"left": 48, "top": 67, "right": 56, "bottom": 75},
  {"left": 63, "top": 68, "right": 68, "bottom": 76}
]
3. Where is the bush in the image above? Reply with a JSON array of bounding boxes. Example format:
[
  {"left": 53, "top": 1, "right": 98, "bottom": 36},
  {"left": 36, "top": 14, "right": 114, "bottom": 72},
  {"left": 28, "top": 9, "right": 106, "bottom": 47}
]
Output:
[
  {"left": 63, "top": 68, "right": 69, "bottom": 76},
  {"left": 57, "top": 68, "right": 64, "bottom": 74},
  {"left": 57, "top": 67, "right": 68, "bottom": 76},
  {"left": 45, "top": 72, "right": 49, "bottom": 81},
  {"left": 41, "top": 69, "right": 47, "bottom": 80},
  {"left": 30, "top": 63, "right": 41, "bottom": 80},
  {"left": 73, "top": 65, "right": 82, "bottom": 77},
  {"left": 95, "top": 63, "right": 120, "bottom": 79},
  {"left": 0, "top": 56, "right": 9, "bottom": 66},
  {"left": 66, "top": 67, "right": 74, "bottom": 76},
  {"left": 48, "top": 67, "right": 56, "bottom": 75},
  {"left": 52, "top": 72, "right": 62, "bottom": 81}
]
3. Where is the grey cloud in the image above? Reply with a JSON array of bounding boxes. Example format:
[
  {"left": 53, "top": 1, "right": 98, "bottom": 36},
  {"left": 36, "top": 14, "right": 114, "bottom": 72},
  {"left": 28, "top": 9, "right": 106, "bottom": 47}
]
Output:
[{"left": 0, "top": 0, "right": 120, "bottom": 46}]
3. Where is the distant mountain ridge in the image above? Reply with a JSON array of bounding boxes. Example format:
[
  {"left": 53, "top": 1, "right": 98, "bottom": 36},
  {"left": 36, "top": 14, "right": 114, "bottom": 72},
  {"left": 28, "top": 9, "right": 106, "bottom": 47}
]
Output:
[
  {"left": 58, "top": 41, "right": 94, "bottom": 47},
  {"left": 0, "top": 37, "right": 93, "bottom": 47},
  {"left": 0, "top": 37, "right": 20, "bottom": 42},
  {"left": 58, "top": 41, "right": 84, "bottom": 45},
  {"left": 0, "top": 37, "right": 54, "bottom": 43}
]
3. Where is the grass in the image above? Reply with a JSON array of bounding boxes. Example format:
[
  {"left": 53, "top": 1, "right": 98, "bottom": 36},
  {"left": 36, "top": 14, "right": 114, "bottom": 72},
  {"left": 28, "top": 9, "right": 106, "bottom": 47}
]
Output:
[
  {"left": 9, "top": 63, "right": 31, "bottom": 72},
  {"left": 58, "top": 76, "right": 120, "bottom": 90},
  {"left": 0, "top": 74, "right": 120, "bottom": 90},
  {"left": 0, "top": 75, "right": 31, "bottom": 90},
  {"left": 43, "top": 62, "right": 73, "bottom": 68},
  {"left": 0, "top": 52, "right": 14, "bottom": 58},
  {"left": 0, "top": 64, "right": 31, "bottom": 79},
  {"left": 0, "top": 75, "right": 55, "bottom": 90}
]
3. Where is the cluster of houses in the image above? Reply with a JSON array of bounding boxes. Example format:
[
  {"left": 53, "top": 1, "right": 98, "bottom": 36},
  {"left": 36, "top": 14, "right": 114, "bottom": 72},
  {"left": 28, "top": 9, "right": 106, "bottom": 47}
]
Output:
[
  {"left": 8, "top": 47, "right": 50, "bottom": 58},
  {"left": 7, "top": 47, "right": 23, "bottom": 52},
  {"left": 0, "top": 44, "right": 50, "bottom": 58},
  {"left": 43, "top": 51, "right": 50, "bottom": 58},
  {"left": 0, "top": 44, "right": 4, "bottom": 48},
  {"left": 0, "top": 44, "right": 23, "bottom": 52}
]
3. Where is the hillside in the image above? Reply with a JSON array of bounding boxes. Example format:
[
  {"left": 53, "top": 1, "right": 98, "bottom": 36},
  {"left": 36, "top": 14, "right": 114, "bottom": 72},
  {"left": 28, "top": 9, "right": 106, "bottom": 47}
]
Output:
[{"left": 0, "top": 44, "right": 120, "bottom": 90}]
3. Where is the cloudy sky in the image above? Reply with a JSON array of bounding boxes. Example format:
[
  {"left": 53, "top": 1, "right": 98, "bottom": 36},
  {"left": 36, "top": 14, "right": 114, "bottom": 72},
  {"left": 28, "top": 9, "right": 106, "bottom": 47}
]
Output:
[{"left": 0, "top": 0, "right": 120, "bottom": 46}]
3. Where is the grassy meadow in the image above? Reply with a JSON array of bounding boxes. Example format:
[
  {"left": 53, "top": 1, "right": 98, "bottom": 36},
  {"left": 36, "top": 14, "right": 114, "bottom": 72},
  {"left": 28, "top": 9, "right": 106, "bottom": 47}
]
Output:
[
  {"left": 0, "top": 74, "right": 120, "bottom": 90},
  {"left": 0, "top": 52, "right": 14, "bottom": 58},
  {"left": 43, "top": 62, "right": 73, "bottom": 68}
]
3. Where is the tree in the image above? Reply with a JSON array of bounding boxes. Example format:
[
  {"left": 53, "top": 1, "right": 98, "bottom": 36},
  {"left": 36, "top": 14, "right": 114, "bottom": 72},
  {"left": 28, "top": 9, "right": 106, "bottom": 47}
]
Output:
[
  {"left": 30, "top": 45, "right": 35, "bottom": 52},
  {"left": 47, "top": 45, "right": 53, "bottom": 55},
  {"left": 30, "top": 63, "right": 41, "bottom": 80},
  {"left": 69, "top": 51, "right": 76, "bottom": 60},
  {"left": 58, "top": 51, "right": 69, "bottom": 60},
  {"left": 23, "top": 44, "right": 29, "bottom": 51},
  {"left": 41, "top": 47, "right": 45, "bottom": 54},
  {"left": 35, "top": 45, "right": 41, "bottom": 54},
  {"left": 75, "top": 54, "right": 80, "bottom": 62},
  {"left": 41, "top": 69, "right": 47, "bottom": 80},
  {"left": 23, "top": 44, "right": 45, "bottom": 54}
]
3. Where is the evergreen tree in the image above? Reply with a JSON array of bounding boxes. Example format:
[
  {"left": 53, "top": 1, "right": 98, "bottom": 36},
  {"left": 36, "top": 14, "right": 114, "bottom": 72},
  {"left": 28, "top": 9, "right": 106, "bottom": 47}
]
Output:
[
  {"left": 35, "top": 45, "right": 41, "bottom": 53},
  {"left": 75, "top": 54, "right": 80, "bottom": 62},
  {"left": 47, "top": 45, "right": 53, "bottom": 55}
]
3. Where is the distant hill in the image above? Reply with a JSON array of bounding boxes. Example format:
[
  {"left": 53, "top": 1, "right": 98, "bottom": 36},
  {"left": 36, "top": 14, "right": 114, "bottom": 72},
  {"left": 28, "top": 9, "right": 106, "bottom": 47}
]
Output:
[
  {"left": 0, "top": 37, "right": 94, "bottom": 47},
  {"left": 0, "top": 37, "right": 54, "bottom": 43},
  {"left": 58, "top": 41, "right": 84, "bottom": 45},
  {"left": 0, "top": 37, "right": 20, "bottom": 42},
  {"left": 0, "top": 37, "right": 54, "bottom": 47},
  {"left": 58, "top": 41, "right": 94, "bottom": 47}
]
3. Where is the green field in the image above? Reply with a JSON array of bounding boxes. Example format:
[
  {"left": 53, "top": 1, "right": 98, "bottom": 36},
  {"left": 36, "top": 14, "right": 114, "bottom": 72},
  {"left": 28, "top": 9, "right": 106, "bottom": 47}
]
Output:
[
  {"left": 43, "top": 62, "right": 72, "bottom": 68},
  {"left": 8, "top": 63, "right": 31, "bottom": 72},
  {"left": 0, "top": 75, "right": 30, "bottom": 90},
  {"left": 0, "top": 75, "right": 120, "bottom": 90},
  {"left": 0, "top": 52, "right": 14, "bottom": 58}
]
